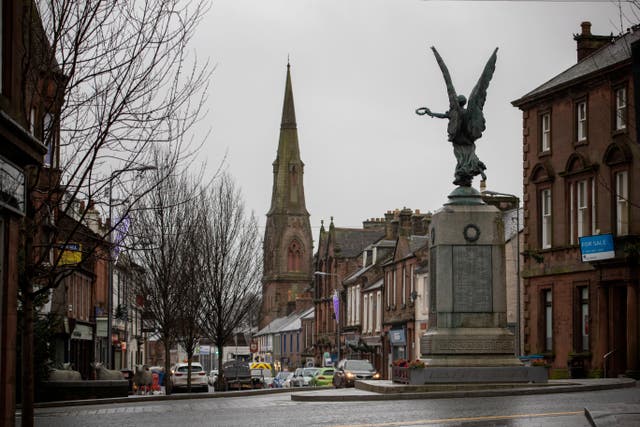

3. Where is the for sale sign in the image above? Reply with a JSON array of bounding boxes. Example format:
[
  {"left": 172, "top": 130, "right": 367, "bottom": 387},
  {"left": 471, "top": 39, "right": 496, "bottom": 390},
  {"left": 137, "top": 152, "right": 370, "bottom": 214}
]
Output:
[{"left": 579, "top": 234, "right": 615, "bottom": 262}]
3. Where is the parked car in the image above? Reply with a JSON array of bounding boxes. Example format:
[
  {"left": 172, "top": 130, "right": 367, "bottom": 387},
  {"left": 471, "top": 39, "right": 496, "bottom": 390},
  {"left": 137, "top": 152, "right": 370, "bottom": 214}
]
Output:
[
  {"left": 272, "top": 371, "right": 293, "bottom": 388},
  {"left": 332, "top": 359, "right": 380, "bottom": 388},
  {"left": 291, "top": 367, "right": 319, "bottom": 387},
  {"left": 208, "top": 369, "right": 218, "bottom": 386},
  {"left": 309, "top": 367, "right": 335, "bottom": 387},
  {"left": 282, "top": 373, "right": 295, "bottom": 388},
  {"left": 223, "top": 359, "right": 252, "bottom": 390},
  {"left": 170, "top": 362, "right": 208, "bottom": 392}
]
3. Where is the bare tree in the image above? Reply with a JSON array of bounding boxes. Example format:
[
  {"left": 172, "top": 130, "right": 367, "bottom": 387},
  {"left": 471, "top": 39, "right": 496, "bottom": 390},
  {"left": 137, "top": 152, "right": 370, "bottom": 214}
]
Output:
[
  {"left": 174, "top": 198, "right": 208, "bottom": 392},
  {"left": 17, "top": 1, "right": 210, "bottom": 423},
  {"left": 129, "top": 154, "right": 203, "bottom": 395},
  {"left": 197, "top": 174, "right": 263, "bottom": 390}
]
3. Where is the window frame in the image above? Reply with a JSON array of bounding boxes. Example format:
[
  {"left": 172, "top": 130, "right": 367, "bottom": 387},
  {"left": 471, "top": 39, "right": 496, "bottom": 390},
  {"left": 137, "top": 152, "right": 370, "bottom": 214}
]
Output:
[
  {"left": 363, "top": 294, "right": 369, "bottom": 333},
  {"left": 614, "top": 86, "right": 627, "bottom": 131},
  {"left": 401, "top": 265, "right": 406, "bottom": 307},
  {"left": 568, "top": 178, "right": 594, "bottom": 244},
  {"left": 576, "top": 100, "right": 588, "bottom": 143},
  {"left": 540, "top": 111, "right": 551, "bottom": 153},
  {"left": 576, "top": 285, "right": 589, "bottom": 352},
  {"left": 615, "top": 170, "right": 629, "bottom": 236},
  {"left": 376, "top": 291, "right": 382, "bottom": 332},
  {"left": 540, "top": 188, "right": 552, "bottom": 249}
]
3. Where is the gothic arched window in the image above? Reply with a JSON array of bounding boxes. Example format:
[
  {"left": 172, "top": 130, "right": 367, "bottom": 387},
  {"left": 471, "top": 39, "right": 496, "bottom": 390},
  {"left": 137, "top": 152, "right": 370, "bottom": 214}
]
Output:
[{"left": 287, "top": 240, "right": 303, "bottom": 272}]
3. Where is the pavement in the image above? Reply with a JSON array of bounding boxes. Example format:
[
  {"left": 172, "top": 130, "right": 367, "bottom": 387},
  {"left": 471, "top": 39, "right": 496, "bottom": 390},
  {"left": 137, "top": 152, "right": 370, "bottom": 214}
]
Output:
[{"left": 26, "top": 378, "right": 640, "bottom": 426}]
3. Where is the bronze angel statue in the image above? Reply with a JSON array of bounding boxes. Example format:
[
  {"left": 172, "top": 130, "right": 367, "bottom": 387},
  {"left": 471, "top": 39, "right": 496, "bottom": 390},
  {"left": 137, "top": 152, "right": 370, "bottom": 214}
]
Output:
[{"left": 416, "top": 46, "right": 498, "bottom": 187}]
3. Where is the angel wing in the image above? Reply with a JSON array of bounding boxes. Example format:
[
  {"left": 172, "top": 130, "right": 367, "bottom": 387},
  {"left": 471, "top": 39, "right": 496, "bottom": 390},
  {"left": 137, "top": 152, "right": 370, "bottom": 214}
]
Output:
[
  {"left": 431, "top": 47, "right": 462, "bottom": 141},
  {"left": 466, "top": 47, "right": 498, "bottom": 140}
]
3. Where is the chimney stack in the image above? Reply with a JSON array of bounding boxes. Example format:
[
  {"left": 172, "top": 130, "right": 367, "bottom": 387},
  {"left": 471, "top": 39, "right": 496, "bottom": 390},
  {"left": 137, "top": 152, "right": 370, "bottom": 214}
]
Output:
[{"left": 574, "top": 21, "right": 612, "bottom": 62}]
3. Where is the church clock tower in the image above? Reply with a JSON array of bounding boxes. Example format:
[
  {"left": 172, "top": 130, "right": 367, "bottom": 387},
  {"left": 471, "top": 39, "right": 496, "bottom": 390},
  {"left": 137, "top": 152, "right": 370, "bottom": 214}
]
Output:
[{"left": 260, "top": 63, "right": 313, "bottom": 328}]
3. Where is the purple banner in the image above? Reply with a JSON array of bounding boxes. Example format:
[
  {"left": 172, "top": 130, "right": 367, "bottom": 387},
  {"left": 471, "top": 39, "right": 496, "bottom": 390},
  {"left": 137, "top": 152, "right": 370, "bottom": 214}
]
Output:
[
  {"left": 112, "top": 215, "right": 130, "bottom": 262},
  {"left": 333, "top": 290, "right": 339, "bottom": 324}
]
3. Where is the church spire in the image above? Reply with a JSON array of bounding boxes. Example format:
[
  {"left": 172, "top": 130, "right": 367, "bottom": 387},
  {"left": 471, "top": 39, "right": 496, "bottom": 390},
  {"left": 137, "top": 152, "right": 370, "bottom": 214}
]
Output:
[
  {"left": 268, "top": 62, "right": 307, "bottom": 216},
  {"left": 281, "top": 61, "right": 296, "bottom": 129},
  {"left": 260, "top": 62, "right": 314, "bottom": 329}
]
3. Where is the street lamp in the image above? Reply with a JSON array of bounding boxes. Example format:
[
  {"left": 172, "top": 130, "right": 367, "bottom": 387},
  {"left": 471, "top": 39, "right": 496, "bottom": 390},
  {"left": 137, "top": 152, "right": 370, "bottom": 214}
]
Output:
[
  {"left": 482, "top": 190, "right": 521, "bottom": 356},
  {"left": 314, "top": 271, "right": 341, "bottom": 364},
  {"left": 107, "top": 165, "right": 156, "bottom": 368}
]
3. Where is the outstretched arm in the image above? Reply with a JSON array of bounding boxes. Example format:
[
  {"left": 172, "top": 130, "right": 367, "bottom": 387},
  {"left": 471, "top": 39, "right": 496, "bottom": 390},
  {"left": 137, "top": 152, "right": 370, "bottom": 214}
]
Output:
[{"left": 416, "top": 107, "right": 448, "bottom": 119}]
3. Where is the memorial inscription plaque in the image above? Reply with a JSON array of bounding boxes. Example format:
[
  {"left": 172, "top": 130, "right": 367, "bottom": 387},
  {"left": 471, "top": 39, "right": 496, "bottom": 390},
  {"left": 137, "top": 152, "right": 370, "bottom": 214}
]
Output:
[{"left": 453, "top": 245, "right": 492, "bottom": 312}]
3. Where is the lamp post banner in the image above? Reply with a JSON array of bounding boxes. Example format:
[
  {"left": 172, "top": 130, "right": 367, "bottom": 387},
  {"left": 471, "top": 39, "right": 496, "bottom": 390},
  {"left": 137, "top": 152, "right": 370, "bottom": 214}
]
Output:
[
  {"left": 112, "top": 215, "right": 130, "bottom": 262},
  {"left": 333, "top": 290, "right": 339, "bottom": 324}
]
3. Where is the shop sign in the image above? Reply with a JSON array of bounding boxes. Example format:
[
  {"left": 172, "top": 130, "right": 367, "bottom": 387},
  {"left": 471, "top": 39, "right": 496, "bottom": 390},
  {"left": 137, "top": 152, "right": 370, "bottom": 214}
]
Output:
[
  {"left": 71, "top": 323, "right": 93, "bottom": 340},
  {"left": 389, "top": 328, "right": 406, "bottom": 345},
  {"left": 96, "top": 318, "right": 107, "bottom": 337},
  {"left": 58, "top": 243, "right": 82, "bottom": 265}
]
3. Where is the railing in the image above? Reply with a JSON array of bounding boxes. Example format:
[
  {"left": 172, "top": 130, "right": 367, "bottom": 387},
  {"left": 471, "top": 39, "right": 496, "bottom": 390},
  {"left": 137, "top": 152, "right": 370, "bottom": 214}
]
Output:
[{"left": 391, "top": 366, "right": 409, "bottom": 384}]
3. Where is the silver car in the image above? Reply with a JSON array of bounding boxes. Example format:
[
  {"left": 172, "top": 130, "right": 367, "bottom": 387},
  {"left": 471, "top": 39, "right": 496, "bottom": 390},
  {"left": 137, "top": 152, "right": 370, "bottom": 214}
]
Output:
[{"left": 291, "top": 367, "right": 318, "bottom": 387}]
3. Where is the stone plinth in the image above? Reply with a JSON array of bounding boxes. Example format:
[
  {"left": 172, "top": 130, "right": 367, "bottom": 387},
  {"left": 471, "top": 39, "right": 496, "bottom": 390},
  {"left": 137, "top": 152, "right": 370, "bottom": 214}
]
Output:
[
  {"left": 421, "top": 187, "right": 521, "bottom": 369},
  {"left": 395, "top": 366, "right": 548, "bottom": 384}
]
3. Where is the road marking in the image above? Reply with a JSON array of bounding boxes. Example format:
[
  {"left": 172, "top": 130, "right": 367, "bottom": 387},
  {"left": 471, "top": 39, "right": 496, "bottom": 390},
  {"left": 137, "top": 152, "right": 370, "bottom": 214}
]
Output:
[{"left": 332, "top": 411, "right": 583, "bottom": 426}]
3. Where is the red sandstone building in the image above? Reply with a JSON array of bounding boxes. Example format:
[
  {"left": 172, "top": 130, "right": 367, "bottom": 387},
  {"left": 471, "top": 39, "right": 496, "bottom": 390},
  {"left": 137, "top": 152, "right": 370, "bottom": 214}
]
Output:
[
  {"left": 513, "top": 22, "right": 640, "bottom": 378},
  {"left": 260, "top": 63, "right": 314, "bottom": 330},
  {"left": 0, "top": 1, "right": 62, "bottom": 423},
  {"left": 314, "top": 218, "right": 385, "bottom": 365}
]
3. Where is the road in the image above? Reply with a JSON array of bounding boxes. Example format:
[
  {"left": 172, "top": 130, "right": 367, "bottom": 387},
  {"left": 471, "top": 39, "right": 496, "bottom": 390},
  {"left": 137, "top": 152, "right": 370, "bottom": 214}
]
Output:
[{"left": 17, "top": 385, "right": 640, "bottom": 426}]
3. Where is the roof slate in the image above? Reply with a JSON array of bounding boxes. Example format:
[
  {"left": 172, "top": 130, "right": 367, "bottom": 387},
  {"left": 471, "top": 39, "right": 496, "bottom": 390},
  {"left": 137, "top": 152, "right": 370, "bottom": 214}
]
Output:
[
  {"left": 333, "top": 228, "right": 385, "bottom": 258},
  {"left": 513, "top": 29, "right": 640, "bottom": 105}
]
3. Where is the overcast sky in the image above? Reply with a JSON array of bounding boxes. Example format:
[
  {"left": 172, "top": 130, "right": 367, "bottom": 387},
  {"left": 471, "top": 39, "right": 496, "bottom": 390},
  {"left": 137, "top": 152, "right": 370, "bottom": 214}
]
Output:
[{"left": 191, "top": 0, "right": 636, "bottom": 237}]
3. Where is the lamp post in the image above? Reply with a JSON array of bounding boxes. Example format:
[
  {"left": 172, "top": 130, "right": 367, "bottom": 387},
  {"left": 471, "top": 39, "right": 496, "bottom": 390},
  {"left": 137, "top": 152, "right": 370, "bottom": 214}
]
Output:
[
  {"left": 482, "top": 190, "right": 521, "bottom": 356},
  {"left": 314, "top": 271, "right": 340, "bottom": 364},
  {"left": 107, "top": 165, "right": 156, "bottom": 368}
]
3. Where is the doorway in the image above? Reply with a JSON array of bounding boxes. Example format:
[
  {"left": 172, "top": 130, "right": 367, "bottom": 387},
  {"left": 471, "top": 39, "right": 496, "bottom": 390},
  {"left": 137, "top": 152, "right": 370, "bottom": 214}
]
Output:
[{"left": 607, "top": 285, "right": 627, "bottom": 377}]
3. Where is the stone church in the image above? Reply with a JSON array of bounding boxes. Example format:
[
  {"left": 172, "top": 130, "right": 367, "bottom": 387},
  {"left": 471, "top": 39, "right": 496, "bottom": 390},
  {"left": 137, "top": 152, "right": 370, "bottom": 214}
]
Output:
[{"left": 260, "top": 63, "right": 314, "bottom": 329}]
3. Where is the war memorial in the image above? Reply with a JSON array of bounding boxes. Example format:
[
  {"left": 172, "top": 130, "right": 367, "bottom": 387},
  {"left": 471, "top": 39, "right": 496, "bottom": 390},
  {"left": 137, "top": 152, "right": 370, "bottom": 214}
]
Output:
[{"left": 415, "top": 47, "right": 546, "bottom": 384}]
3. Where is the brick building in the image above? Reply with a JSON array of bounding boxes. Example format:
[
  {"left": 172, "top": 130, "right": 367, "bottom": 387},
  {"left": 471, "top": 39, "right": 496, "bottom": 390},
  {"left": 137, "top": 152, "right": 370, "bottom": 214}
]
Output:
[
  {"left": 314, "top": 209, "right": 430, "bottom": 375},
  {"left": 1, "top": 1, "right": 61, "bottom": 424},
  {"left": 381, "top": 209, "right": 429, "bottom": 378},
  {"left": 512, "top": 22, "right": 640, "bottom": 377},
  {"left": 314, "top": 218, "right": 385, "bottom": 365}
]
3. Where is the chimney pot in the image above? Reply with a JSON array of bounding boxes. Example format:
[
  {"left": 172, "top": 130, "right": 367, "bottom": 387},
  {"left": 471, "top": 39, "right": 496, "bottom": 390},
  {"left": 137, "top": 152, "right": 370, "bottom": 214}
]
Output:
[{"left": 581, "top": 21, "right": 592, "bottom": 36}]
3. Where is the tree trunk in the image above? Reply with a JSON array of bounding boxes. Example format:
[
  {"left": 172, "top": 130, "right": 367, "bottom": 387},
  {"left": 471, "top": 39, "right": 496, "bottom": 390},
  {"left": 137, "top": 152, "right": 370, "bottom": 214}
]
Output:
[
  {"left": 164, "top": 343, "right": 172, "bottom": 395},
  {"left": 217, "top": 343, "right": 224, "bottom": 391},
  {"left": 187, "top": 358, "right": 192, "bottom": 392},
  {"left": 21, "top": 290, "right": 35, "bottom": 427}
]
